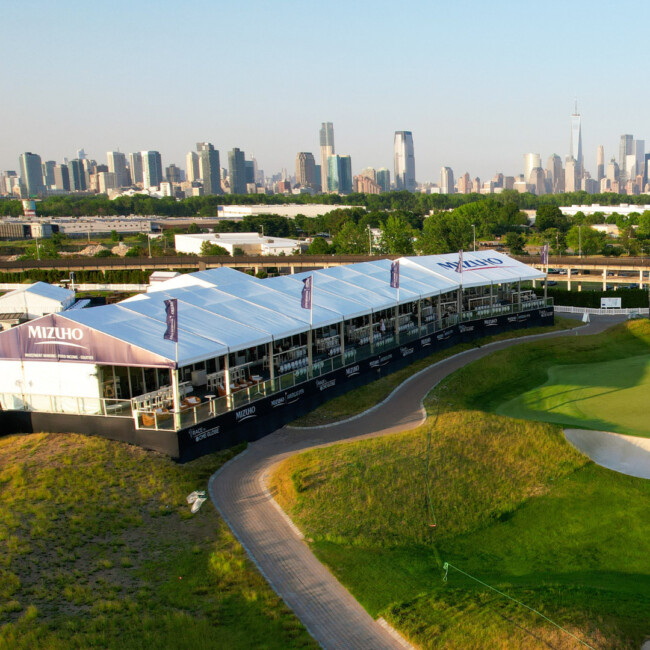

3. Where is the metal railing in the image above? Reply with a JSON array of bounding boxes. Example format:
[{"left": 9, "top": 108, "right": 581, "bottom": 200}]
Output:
[
  {"left": 554, "top": 305, "right": 649, "bottom": 316},
  {"left": 2, "top": 298, "right": 553, "bottom": 429},
  {"left": 136, "top": 297, "right": 553, "bottom": 431},
  {"left": 0, "top": 393, "right": 131, "bottom": 417}
]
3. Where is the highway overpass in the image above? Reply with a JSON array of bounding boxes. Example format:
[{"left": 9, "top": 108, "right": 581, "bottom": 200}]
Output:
[{"left": 1, "top": 253, "right": 650, "bottom": 291}]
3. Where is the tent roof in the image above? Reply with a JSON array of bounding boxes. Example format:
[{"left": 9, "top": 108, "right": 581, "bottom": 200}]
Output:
[
  {"left": 8, "top": 251, "right": 544, "bottom": 367},
  {"left": 0, "top": 281, "right": 74, "bottom": 304}
]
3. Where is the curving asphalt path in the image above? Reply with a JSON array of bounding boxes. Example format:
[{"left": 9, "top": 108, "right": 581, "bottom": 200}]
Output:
[{"left": 208, "top": 316, "right": 622, "bottom": 649}]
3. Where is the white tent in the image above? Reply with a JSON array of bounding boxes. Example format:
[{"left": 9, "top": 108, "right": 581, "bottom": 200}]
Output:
[{"left": 0, "top": 282, "right": 75, "bottom": 319}]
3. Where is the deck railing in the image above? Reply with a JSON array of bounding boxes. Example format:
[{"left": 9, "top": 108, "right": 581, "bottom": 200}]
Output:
[{"left": 2, "top": 298, "right": 553, "bottom": 429}]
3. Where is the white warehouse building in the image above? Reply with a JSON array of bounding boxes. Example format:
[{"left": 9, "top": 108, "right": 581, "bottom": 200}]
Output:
[{"left": 175, "top": 232, "right": 301, "bottom": 256}]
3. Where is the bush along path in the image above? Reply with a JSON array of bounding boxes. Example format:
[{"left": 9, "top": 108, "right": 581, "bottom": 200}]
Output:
[{"left": 208, "top": 316, "right": 622, "bottom": 650}]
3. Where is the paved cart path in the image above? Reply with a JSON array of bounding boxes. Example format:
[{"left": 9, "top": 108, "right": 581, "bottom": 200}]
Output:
[{"left": 208, "top": 317, "right": 620, "bottom": 650}]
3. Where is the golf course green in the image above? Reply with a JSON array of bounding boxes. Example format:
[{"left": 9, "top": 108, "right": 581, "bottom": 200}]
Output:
[
  {"left": 271, "top": 320, "right": 650, "bottom": 648},
  {"left": 497, "top": 354, "right": 650, "bottom": 437}
]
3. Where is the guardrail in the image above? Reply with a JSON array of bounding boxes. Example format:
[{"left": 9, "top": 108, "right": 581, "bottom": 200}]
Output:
[
  {"left": 554, "top": 305, "right": 649, "bottom": 316},
  {"left": 0, "top": 283, "right": 149, "bottom": 292}
]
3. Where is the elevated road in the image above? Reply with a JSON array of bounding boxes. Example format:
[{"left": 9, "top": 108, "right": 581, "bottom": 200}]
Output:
[
  {"left": 2, "top": 253, "right": 650, "bottom": 290},
  {"left": 0, "top": 253, "right": 397, "bottom": 274}
]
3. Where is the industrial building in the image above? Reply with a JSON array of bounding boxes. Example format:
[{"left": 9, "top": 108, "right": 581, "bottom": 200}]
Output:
[{"left": 174, "top": 232, "right": 301, "bottom": 256}]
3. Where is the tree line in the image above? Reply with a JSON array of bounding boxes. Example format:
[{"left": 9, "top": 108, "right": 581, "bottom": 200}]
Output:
[{"left": 2, "top": 190, "right": 650, "bottom": 219}]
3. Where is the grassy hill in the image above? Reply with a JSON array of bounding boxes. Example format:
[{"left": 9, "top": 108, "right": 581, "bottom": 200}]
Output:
[
  {"left": 0, "top": 433, "right": 316, "bottom": 649},
  {"left": 271, "top": 321, "right": 650, "bottom": 648}
]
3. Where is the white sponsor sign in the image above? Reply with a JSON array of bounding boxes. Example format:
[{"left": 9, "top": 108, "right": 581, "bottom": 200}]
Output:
[{"left": 601, "top": 297, "right": 621, "bottom": 309}]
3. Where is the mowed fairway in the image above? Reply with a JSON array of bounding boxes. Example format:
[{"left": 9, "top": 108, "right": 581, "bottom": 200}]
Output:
[
  {"left": 270, "top": 321, "right": 650, "bottom": 648},
  {"left": 497, "top": 354, "right": 650, "bottom": 437}
]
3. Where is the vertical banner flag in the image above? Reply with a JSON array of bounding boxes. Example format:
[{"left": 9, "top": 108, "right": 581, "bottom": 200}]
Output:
[
  {"left": 301, "top": 276, "right": 313, "bottom": 309},
  {"left": 164, "top": 298, "right": 178, "bottom": 342},
  {"left": 455, "top": 250, "right": 463, "bottom": 273},
  {"left": 541, "top": 243, "right": 549, "bottom": 266},
  {"left": 390, "top": 260, "right": 400, "bottom": 289}
]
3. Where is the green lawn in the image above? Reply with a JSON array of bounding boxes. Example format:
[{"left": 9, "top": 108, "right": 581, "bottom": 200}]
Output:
[
  {"left": 271, "top": 320, "right": 650, "bottom": 649},
  {"left": 498, "top": 354, "right": 650, "bottom": 437},
  {"left": 291, "top": 316, "right": 581, "bottom": 427},
  {"left": 0, "top": 433, "right": 316, "bottom": 649}
]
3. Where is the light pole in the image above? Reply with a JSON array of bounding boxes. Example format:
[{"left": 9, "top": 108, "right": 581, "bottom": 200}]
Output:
[
  {"left": 578, "top": 225, "right": 582, "bottom": 258},
  {"left": 368, "top": 225, "right": 372, "bottom": 255},
  {"left": 147, "top": 234, "right": 152, "bottom": 258},
  {"left": 471, "top": 224, "right": 476, "bottom": 252}
]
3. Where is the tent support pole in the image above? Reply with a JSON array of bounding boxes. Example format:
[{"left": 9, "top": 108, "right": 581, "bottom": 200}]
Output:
[
  {"left": 268, "top": 343, "right": 275, "bottom": 390},
  {"left": 224, "top": 354, "right": 232, "bottom": 410},
  {"left": 369, "top": 312, "right": 374, "bottom": 353},
  {"left": 172, "top": 367, "right": 181, "bottom": 430},
  {"left": 307, "top": 329, "right": 313, "bottom": 378},
  {"left": 340, "top": 321, "right": 345, "bottom": 365}
]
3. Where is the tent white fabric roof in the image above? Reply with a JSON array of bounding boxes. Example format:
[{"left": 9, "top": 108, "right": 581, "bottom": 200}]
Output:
[
  {"left": 39, "top": 251, "right": 545, "bottom": 367},
  {"left": 403, "top": 251, "right": 544, "bottom": 289},
  {"left": 0, "top": 281, "right": 74, "bottom": 304}
]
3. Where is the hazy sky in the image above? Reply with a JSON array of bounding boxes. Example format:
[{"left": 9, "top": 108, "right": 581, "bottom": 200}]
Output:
[{"left": 2, "top": 0, "right": 649, "bottom": 183}]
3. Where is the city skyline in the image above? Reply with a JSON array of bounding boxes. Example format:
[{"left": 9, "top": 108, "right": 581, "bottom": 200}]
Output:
[
  {"left": 2, "top": 1, "right": 649, "bottom": 181},
  {"left": 4, "top": 115, "right": 649, "bottom": 197}
]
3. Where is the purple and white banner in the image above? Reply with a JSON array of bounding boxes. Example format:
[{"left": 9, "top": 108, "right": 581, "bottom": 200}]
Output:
[
  {"left": 301, "top": 276, "right": 313, "bottom": 310},
  {"left": 390, "top": 260, "right": 400, "bottom": 289},
  {"left": 541, "top": 243, "right": 549, "bottom": 266},
  {"left": 0, "top": 313, "right": 174, "bottom": 368},
  {"left": 164, "top": 298, "right": 178, "bottom": 342}
]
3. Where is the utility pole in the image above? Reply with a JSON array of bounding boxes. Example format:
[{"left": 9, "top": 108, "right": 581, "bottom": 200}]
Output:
[
  {"left": 579, "top": 225, "right": 582, "bottom": 258},
  {"left": 472, "top": 224, "right": 476, "bottom": 252}
]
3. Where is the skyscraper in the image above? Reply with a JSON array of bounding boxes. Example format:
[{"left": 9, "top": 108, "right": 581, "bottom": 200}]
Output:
[
  {"left": 326, "top": 155, "right": 352, "bottom": 194},
  {"left": 634, "top": 140, "right": 645, "bottom": 180},
  {"left": 529, "top": 167, "right": 546, "bottom": 195},
  {"left": 129, "top": 152, "right": 143, "bottom": 185},
  {"left": 440, "top": 167, "right": 454, "bottom": 194},
  {"left": 142, "top": 151, "right": 163, "bottom": 189},
  {"left": 42, "top": 160, "right": 56, "bottom": 188},
  {"left": 606, "top": 158, "right": 619, "bottom": 182},
  {"left": 19, "top": 152, "right": 45, "bottom": 196},
  {"left": 296, "top": 152, "right": 317, "bottom": 189},
  {"left": 596, "top": 145, "right": 605, "bottom": 182},
  {"left": 619, "top": 134, "right": 634, "bottom": 182},
  {"left": 523, "top": 153, "right": 541, "bottom": 184},
  {"left": 67, "top": 159, "right": 86, "bottom": 191},
  {"left": 319, "top": 122, "right": 335, "bottom": 192},
  {"left": 570, "top": 103, "right": 583, "bottom": 177},
  {"left": 376, "top": 168, "right": 391, "bottom": 193},
  {"left": 166, "top": 164, "right": 182, "bottom": 184},
  {"left": 228, "top": 148, "right": 247, "bottom": 194},
  {"left": 457, "top": 172, "right": 471, "bottom": 194},
  {"left": 185, "top": 152, "right": 199, "bottom": 183},
  {"left": 565, "top": 157, "right": 578, "bottom": 192},
  {"left": 197, "top": 142, "right": 222, "bottom": 195},
  {"left": 394, "top": 131, "right": 416, "bottom": 192},
  {"left": 545, "top": 154, "right": 563, "bottom": 193},
  {"left": 327, "top": 155, "right": 340, "bottom": 193},
  {"left": 52, "top": 164, "right": 70, "bottom": 191},
  {"left": 107, "top": 151, "right": 129, "bottom": 188},
  {"left": 338, "top": 155, "right": 352, "bottom": 194}
]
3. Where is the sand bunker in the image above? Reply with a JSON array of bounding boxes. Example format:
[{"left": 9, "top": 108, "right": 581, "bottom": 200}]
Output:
[{"left": 564, "top": 429, "right": 650, "bottom": 480}]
